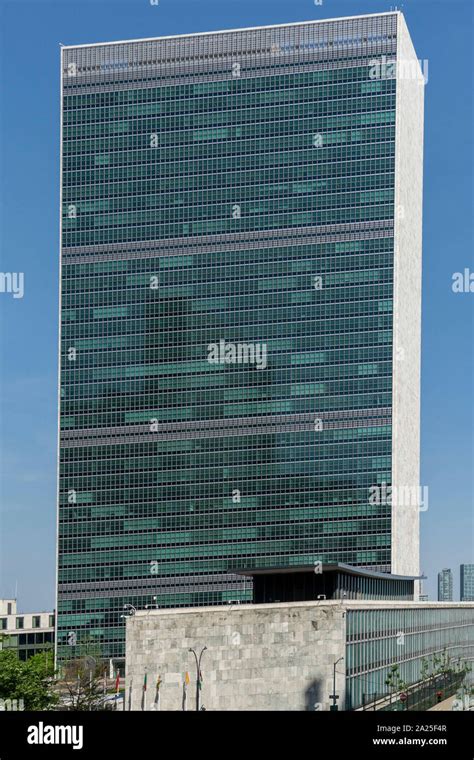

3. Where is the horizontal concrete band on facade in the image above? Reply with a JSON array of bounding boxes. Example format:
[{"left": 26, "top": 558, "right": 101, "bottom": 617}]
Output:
[
  {"left": 62, "top": 12, "right": 400, "bottom": 49},
  {"left": 61, "top": 16, "right": 398, "bottom": 71},
  {"left": 62, "top": 31, "right": 397, "bottom": 69},
  {"left": 61, "top": 221, "right": 395, "bottom": 264},
  {"left": 59, "top": 408, "right": 391, "bottom": 448},
  {"left": 62, "top": 47, "right": 397, "bottom": 97},
  {"left": 57, "top": 577, "right": 247, "bottom": 601}
]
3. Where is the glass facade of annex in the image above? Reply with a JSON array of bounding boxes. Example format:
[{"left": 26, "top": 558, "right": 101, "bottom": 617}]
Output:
[
  {"left": 58, "top": 15, "right": 399, "bottom": 660},
  {"left": 346, "top": 607, "right": 474, "bottom": 710}
]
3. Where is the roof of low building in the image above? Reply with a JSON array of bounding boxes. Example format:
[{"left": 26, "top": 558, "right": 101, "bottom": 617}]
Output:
[{"left": 232, "top": 562, "right": 424, "bottom": 582}]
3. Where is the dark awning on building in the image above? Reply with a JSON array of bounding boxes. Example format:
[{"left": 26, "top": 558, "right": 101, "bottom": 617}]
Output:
[
  {"left": 233, "top": 562, "right": 424, "bottom": 582},
  {"left": 230, "top": 563, "right": 424, "bottom": 603}
]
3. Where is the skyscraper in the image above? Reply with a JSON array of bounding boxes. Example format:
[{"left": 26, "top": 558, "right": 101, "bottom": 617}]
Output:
[
  {"left": 460, "top": 564, "right": 474, "bottom": 601},
  {"left": 438, "top": 568, "right": 454, "bottom": 602},
  {"left": 57, "top": 12, "right": 424, "bottom": 661}
]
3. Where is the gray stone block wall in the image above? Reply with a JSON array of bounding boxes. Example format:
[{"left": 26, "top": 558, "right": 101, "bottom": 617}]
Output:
[{"left": 125, "top": 602, "right": 346, "bottom": 711}]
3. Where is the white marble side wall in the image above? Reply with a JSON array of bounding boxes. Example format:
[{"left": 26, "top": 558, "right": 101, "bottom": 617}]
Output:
[{"left": 391, "top": 13, "right": 424, "bottom": 583}]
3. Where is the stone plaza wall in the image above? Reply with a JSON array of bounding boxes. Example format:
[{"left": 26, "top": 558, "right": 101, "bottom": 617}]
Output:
[{"left": 125, "top": 601, "right": 346, "bottom": 711}]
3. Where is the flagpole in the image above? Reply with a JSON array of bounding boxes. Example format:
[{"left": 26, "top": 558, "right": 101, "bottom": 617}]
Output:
[
  {"left": 154, "top": 675, "right": 162, "bottom": 711},
  {"left": 142, "top": 669, "right": 147, "bottom": 711},
  {"left": 115, "top": 669, "right": 120, "bottom": 711},
  {"left": 182, "top": 671, "right": 190, "bottom": 711},
  {"left": 188, "top": 647, "right": 207, "bottom": 712}
]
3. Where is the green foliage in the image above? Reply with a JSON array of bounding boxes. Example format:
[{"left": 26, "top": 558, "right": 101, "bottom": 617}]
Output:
[
  {"left": 0, "top": 649, "right": 58, "bottom": 710},
  {"left": 420, "top": 649, "right": 471, "bottom": 684},
  {"left": 385, "top": 663, "right": 407, "bottom": 695}
]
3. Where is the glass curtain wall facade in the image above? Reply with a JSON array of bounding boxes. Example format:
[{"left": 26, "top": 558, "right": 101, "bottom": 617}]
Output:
[
  {"left": 438, "top": 569, "right": 454, "bottom": 601},
  {"left": 346, "top": 607, "right": 474, "bottom": 710},
  {"left": 58, "top": 14, "right": 410, "bottom": 660},
  {"left": 460, "top": 565, "right": 474, "bottom": 602}
]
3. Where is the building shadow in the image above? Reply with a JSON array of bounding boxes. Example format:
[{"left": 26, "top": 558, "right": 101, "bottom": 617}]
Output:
[{"left": 304, "top": 679, "right": 324, "bottom": 711}]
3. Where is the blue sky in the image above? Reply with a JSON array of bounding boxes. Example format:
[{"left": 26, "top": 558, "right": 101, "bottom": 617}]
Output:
[{"left": 0, "top": 0, "right": 472, "bottom": 611}]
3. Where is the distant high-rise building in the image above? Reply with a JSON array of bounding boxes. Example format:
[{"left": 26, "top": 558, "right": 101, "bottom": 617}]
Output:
[
  {"left": 57, "top": 11, "right": 424, "bottom": 661},
  {"left": 460, "top": 564, "right": 474, "bottom": 601},
  {"left": 418, "top": 579, "right": 428, "bottom": 601},
  {"left": 438, "top": 568, "right": 453, "bottom": 601}
]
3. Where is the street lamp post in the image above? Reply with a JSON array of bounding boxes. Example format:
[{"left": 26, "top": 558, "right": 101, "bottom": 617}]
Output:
[
  {"left": 331, "top": 657, "right": 344, "bottom": 711},
  {"left": 189, "top": 647, "right": 207, "bottom": 711},
  {"left": 120, "top": 604, "right": 136, "bottom": 619}
]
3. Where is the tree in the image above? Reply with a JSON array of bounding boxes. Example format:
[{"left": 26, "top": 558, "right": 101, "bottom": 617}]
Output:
[
  {"left": 385, "top": 664, "right": 407, "bottom": 708},
  {"left": 420, "top": 656, "right": 430, "bottom": 683},
  {"left": 0, "top": 649, "right": 58, "bottom": 710},
  {"left": 59, "top": 656, "right": 113, "bottom": 711},
  {"left": 419, "top": 650, "right": 471, "bottom": 708},
  {"left": 422, "top": 649, "right": 470, "bottom": 686}
]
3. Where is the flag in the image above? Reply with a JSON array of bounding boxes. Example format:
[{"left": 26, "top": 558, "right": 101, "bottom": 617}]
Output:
[
  {"left": 182, "top": 671, "right": 190, "bottom": 711},
  {"left": 154, "top": 675, "right": 162, "bottom": 710},
  {"left": 141, "top": 671, "right": 147, "bottom": 711}
]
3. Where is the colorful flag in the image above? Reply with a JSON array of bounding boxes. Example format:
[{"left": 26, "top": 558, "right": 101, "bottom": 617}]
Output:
[
  {"left": 154, "top": 675, "right": 162, "bottom": 710},
  {"left": 182, "top": 671, "right": 190, "bottom": 711}
]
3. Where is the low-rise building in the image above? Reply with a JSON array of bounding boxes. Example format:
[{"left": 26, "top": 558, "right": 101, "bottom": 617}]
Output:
[
  {"left": 125, "top": 598, "right": 474, "bottom": 711},
  {"left": 0, "top": 600, "right": 54, "bottom": 660}
]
